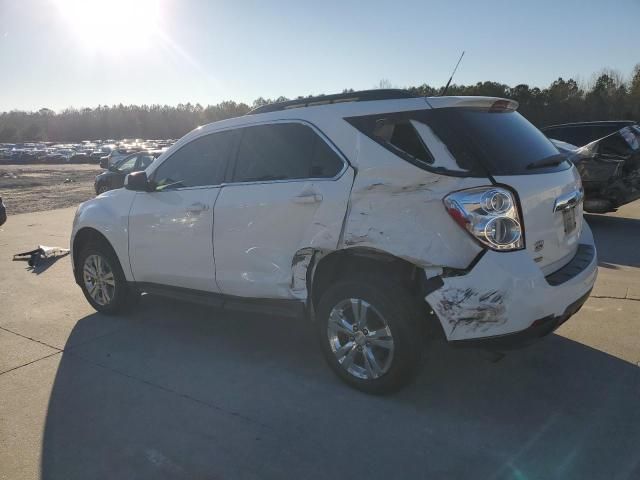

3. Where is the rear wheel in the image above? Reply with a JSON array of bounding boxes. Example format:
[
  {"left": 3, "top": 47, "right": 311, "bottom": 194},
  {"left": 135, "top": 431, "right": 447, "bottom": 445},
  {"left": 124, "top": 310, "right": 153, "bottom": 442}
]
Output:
[
  {"left": 316, "top": 277, "right": 423, "bottom": 394},
  {"left": 78, "top": 241, "right": 135, "bottom": 314}
]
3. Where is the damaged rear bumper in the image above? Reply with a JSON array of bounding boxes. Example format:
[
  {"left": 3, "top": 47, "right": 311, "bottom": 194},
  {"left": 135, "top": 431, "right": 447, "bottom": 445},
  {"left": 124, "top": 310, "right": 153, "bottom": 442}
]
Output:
[
  {"left": 426, "top": 222, "right": 598, "bottom": 344},
  {"left": 449, "top": 288, "right": 591, "bottom": 349}
]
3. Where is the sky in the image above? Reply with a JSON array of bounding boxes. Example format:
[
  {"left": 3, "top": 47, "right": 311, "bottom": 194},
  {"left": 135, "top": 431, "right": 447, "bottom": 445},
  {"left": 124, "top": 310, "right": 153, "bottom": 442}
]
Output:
[{"left": 0, "top": 0, "right": 638, "bottom": 112}]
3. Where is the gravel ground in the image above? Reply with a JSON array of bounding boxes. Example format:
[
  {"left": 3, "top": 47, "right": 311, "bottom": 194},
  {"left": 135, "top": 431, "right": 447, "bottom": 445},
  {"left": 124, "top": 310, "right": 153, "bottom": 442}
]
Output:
[{"left": 0, "top": 164, "right": 101, "bottom": 214}]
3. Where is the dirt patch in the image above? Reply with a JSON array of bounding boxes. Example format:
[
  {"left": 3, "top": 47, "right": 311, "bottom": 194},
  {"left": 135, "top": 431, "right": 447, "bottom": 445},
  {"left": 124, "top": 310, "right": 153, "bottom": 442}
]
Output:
[{"left": 0, "top": 164, "right": 101, "bottom": 214}]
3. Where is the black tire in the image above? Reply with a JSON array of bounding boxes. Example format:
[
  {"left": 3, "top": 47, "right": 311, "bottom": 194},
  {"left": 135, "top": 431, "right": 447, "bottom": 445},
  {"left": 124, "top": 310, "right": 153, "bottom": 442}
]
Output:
[
  {"left": 96, "top": 184, "right": 109, "bottom": 195},
  {"left": 77, "top": 240, "right": 135, "bottom": 315},
  {"left": 316, "top": 276, "right": 423, "bottom": 394}
]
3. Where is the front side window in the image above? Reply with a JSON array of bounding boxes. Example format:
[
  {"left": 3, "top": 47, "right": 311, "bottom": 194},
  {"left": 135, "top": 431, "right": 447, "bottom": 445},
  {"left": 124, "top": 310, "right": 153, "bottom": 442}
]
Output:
[
  {"left": 153, "top": 130, "right": 234, "bottom": 189},
  {"left": 233, "top": 123, "right": 343, "bottom": 183}
]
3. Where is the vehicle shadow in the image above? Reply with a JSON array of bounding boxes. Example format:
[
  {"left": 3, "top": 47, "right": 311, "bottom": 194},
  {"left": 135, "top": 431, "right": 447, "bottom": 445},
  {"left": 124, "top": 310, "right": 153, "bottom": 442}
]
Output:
[
  {"left": 586, "top": 213, "right": 640, "bottom": 267},
  {"left": 40, "top": 296, "right": 640, "bottom": 479}
]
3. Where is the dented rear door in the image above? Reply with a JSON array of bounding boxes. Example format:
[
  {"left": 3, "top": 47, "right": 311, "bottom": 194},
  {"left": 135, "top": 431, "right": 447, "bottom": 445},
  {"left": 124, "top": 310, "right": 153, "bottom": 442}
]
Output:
[{"left": 213, "top": 121, "right": 354, "bottom": 299}]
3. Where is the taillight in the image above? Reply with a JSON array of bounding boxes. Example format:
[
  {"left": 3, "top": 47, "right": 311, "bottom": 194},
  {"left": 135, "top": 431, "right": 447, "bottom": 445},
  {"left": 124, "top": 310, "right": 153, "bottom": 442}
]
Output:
[{"left": 444, "top": 187, "right": 524, "bottom": 251}]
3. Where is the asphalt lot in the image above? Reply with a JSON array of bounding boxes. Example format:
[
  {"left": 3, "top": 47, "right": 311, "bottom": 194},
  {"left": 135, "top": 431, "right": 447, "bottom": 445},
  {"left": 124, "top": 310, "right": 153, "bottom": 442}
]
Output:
[{"left": 1, "top": 203, "right": 639, "bottom": 480}]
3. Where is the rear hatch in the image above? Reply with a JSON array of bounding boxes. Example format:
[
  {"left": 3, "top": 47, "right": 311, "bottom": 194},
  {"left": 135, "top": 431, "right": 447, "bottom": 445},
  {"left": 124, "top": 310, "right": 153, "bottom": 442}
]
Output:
[{"left": 418, "top": 101, "right": 584, "bottom": 274}]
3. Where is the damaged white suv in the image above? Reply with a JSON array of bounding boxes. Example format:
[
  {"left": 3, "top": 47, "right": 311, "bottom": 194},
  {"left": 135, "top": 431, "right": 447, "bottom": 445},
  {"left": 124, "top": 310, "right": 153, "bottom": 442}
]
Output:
[{"left": 71, "top": 90, "right": 597, "bottom": 393}]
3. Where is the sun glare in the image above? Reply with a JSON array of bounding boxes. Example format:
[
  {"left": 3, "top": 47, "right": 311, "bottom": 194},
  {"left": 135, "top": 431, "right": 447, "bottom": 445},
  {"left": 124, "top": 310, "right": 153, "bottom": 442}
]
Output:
[{"left": 53, "top": 0, "right": 162, "bottom": 53}]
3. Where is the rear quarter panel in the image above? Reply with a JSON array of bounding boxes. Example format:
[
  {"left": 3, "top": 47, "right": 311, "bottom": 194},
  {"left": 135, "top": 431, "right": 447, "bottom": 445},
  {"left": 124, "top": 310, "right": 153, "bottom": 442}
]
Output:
[{"left": 340, "top": 133, "right": 488, "bottom": 269}]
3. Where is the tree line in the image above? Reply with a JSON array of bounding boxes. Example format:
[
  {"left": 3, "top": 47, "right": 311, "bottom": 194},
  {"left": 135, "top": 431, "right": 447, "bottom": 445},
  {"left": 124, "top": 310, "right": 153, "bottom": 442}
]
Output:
[{"left": 1, "top": 65, "right": 639, "bottom": 143}]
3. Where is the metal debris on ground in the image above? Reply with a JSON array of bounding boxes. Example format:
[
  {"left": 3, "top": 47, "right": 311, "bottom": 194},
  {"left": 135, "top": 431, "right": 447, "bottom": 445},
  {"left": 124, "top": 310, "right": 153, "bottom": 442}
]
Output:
[{"left": 13, "top": 245, "right": 70, "bottom": 267}]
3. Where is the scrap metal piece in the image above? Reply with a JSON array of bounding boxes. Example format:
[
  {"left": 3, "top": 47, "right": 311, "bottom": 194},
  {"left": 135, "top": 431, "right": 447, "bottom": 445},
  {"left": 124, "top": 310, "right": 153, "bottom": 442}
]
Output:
[
  {"left": 13, "top": 245, "right": 70, "bottom": 267},
  {"left": 0, "top": 196, "right": 6, "bottom": 227}
]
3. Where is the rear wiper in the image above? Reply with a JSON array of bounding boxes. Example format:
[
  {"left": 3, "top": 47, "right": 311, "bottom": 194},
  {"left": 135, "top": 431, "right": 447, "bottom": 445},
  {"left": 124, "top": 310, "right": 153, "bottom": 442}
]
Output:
[{"left": 526, "top": 155, "right": 566, "bottom": 170}]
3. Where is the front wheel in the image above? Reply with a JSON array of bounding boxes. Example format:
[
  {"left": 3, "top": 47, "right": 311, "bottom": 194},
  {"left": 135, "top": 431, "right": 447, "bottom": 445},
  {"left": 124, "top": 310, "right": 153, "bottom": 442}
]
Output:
[
  {"left": 316, "top": 277, "right": 423, "bottom": 394},
  {"left": 78, "top": 242, "right": 135, "bottom": 314}
]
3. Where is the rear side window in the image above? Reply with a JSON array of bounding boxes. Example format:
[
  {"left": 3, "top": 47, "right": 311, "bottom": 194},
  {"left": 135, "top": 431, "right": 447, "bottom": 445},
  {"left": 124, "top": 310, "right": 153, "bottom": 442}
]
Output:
[
  {"left": 311, "top": 134, "right": 344, "bottom": 177},
  {"left": 233, "top": 123, "right": 343, "bottom": 182},
  {"left": 154, "top": 130, "right": 234, "bottom": 188}
]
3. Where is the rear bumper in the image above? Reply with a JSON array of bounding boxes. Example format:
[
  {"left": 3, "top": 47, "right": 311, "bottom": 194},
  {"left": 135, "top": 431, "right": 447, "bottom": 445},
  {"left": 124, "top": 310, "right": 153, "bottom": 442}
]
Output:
[
  {"left": 426, "top": 222, "right": 598, "bottom": 343},
  {"left": 449, "top": 288, "right": 591, "bottom": 349}
]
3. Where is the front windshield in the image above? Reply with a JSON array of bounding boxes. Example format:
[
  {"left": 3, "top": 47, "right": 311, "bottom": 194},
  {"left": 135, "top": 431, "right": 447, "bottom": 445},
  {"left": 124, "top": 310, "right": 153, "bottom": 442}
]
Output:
[{"left": 116, "top": 156, "right": 137, "bottom": 171}]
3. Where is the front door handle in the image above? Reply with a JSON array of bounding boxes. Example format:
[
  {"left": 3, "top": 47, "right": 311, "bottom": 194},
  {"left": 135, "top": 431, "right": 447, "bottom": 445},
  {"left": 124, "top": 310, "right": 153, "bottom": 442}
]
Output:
[{"left": 292, "top": 192, "right": 323, "bottom": 204}]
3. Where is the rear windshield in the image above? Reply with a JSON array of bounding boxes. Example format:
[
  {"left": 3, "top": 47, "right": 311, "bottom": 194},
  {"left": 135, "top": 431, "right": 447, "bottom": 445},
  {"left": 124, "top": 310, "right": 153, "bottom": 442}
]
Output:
[{"left": 347, "top": 108, "right": 569, "bottom": 176}]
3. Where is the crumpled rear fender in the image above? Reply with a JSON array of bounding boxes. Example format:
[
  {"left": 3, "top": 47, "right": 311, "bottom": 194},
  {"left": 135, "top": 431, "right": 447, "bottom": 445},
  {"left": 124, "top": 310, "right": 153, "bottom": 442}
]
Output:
[
  {"left": 340, "top": 139, "right": 488, "bottom": 269},
  {"left": 426, "top": 222, "right": 598, "bottom": 341}
]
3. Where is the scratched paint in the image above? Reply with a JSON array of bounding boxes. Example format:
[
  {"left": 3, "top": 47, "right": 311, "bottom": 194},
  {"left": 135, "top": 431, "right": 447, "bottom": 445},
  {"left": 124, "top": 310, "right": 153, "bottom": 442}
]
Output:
[
  {"left": 340, "top": 138, "right": 486, "bottom": 270},
  {"left": 431, "top": 287, "right": 507, "bottom": 336}
]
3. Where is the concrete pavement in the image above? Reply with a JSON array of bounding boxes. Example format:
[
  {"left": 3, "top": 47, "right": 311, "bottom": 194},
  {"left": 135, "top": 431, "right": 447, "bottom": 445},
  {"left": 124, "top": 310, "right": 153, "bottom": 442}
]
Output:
[{"left": 1, "top": 203, "right": 639, "bottom": 479}]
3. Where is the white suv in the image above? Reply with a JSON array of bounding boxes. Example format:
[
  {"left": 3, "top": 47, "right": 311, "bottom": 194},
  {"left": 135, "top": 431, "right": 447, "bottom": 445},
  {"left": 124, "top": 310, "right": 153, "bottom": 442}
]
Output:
[{"left": 71, "top": 90, "right": 597, "bottom": 393}]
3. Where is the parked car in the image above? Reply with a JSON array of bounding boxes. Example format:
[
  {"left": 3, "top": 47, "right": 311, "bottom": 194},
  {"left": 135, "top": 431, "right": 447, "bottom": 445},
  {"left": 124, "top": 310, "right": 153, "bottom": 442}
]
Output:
[
  {"left": 89, "top": 151, "right": 105, "bottom": 163},
  {"left": 99, "top": 148, "right": 131, "bottom": 169},
  {"left": 541, "top": 121, "right": 637, "bottom": 147},
  {"left": 71, "top": 90, "right": 597, "bottom": 393},
  {"left": 94, "top": 152, "right": 156, "bottom": 194},
  {"left": 547, "top": 123, "right": 640, "bottom": 213},
  {"left": 70, "top": 152, "right": 92, "bottom": 164}
]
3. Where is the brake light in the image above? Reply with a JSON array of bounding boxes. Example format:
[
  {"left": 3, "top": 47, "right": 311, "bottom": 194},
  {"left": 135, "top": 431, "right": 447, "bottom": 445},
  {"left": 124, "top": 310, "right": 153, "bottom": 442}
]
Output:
[
  {"left": 444, "top": 187, "right": 524, "bottom": 251},
  {"left": 488, "top": 100, "right": 518, "bottom": 113}
]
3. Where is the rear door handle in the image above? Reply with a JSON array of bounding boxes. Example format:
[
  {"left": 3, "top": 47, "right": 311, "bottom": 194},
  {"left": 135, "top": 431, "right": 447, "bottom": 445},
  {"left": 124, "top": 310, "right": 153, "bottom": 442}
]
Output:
[
  {"left": 187, "top": 201, "right": 209, "bottom": 213},
  {"left": 292, "top": 192, "right": 323, "bottom": 204}
]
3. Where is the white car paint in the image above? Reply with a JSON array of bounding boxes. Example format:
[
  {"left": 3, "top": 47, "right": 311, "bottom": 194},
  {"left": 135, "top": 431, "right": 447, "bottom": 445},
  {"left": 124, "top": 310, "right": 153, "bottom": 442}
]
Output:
[
  {"left": 71, "top": 94, "right": 598, "bottom": 343},
  {"left": 427, "top": 223, "right": 596, "bottom": 341},
  {"left": 494, "top": 166, "right": 584, "bottom": 275},
  {"left": 72, "top": 188, "right": 137, "bottom": 281},
  {"left": 213, "top": 172, "right": 354, "bottom": 299},
  {"left": 128, "top": 186, "right": 221, "bottom": 292},
  {"left": 341, "top": 134, "right": 486, "bottom": 270}
]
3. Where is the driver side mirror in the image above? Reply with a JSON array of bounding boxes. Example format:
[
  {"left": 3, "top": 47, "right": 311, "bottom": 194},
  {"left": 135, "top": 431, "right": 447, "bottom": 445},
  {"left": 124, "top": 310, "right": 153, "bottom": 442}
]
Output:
[{"left": 124, "top": 171, "right": 154, "bottom": 192}]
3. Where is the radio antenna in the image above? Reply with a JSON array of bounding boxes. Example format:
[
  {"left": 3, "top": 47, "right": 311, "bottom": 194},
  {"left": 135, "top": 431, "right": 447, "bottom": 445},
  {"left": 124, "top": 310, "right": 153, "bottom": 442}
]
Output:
[{"left": 440, "top": 51, "right": 465, "bottom": 96}]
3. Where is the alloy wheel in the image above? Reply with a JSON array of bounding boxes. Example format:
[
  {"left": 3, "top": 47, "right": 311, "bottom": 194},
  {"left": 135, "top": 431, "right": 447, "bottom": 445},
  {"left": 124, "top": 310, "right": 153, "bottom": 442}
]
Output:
[
  {"left": 327, "top": 298, "right": 395, "bottom": 380},
  {"left": 83, "top": 254, "right": 116, "bottom": 306}
]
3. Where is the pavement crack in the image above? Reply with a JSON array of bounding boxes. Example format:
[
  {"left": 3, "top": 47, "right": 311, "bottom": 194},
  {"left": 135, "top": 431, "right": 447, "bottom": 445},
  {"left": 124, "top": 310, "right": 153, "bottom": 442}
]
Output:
[
  {"left": 590, "top": 295, "right": 640, "bottom": 302},
  {"left": 0, "top": 351, "right": 62, "bottom": 376},
  {"left": 0, "top": 325, "right": 62, "bottom": 351}
]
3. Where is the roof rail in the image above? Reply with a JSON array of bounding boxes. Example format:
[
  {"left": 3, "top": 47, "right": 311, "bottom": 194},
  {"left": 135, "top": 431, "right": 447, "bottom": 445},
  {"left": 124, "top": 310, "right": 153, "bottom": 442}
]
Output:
[{"left": 246, "top": 89, "right": 417, "bottom": 115}]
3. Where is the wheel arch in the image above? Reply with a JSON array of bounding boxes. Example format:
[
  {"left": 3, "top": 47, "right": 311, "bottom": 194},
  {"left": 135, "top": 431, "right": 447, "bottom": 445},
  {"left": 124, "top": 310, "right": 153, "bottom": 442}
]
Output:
[
  {"left": 72, "top": 227, "right": 125, "bottom": 284},
  {"left": 308, "top": 246, "right": 446, "bottom": 339},
  {"left": 309, "top": 247, "right": 426, "bottom": 310}
]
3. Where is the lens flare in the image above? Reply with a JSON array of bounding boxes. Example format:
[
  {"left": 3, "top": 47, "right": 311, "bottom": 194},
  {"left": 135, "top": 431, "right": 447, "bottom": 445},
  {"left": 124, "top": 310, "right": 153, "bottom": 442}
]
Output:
[{"left": 53, "top": 0, "right": 162, "bottom": 54}]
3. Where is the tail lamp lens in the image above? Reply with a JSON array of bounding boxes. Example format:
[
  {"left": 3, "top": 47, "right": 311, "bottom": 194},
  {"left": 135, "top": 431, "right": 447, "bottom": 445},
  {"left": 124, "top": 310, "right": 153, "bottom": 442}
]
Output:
[{"left": 444, "top": 187, "right": 524, "bottom": 251}]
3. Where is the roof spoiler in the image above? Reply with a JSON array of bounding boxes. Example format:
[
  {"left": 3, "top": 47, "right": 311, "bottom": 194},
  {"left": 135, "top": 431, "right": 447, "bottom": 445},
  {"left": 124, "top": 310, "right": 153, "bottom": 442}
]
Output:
[{"left": 426, "top": 96, "right": 519, "bottom": 112}]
